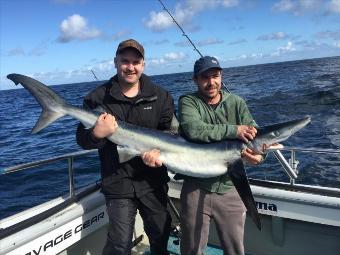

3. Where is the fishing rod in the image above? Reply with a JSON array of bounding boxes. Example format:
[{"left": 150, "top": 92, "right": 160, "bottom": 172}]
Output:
[
  {"left": 157, "top": 0, "right": 203, "bottom": 58},
  {"left": 157, "top": 0, "right": 231, "bottom": 93},
  {"left": 157, "top": 1, "right": 229, "bottom": 249},
  {"left": 90, "top": 69, "right": 99, "bottom": 81}
]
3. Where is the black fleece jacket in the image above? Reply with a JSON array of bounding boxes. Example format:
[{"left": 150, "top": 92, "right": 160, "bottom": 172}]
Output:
[{"left": 76, "top": 74, "right": 174, "bottom": 198}]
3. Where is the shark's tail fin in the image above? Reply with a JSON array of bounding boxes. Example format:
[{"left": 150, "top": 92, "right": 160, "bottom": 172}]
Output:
[{"left": 7, "top": 73, "right": 67, "bottom": 134}]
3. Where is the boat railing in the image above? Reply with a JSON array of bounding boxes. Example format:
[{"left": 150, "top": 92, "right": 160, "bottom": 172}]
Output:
[
  {"left": 2, "top": 146, "right": 340, "bottom": 195},
  {"left": 1, "top": 149, "right": 98, "bottom": 198},
  {"left": 269, "top": 146, "right": 340, "bottom": 185}
]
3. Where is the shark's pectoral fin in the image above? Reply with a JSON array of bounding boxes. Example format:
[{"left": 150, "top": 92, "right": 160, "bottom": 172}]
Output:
[
  {"left": 117, "top": 146, "right": 139, "bottom": 163},
  {"left": 228, "top": 159, "right": 261, "bottom": 230}
]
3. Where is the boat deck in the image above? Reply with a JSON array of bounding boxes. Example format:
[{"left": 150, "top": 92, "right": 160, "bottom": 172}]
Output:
[{"left": 132, "top": 236, "right": 225, "bottom": 255}]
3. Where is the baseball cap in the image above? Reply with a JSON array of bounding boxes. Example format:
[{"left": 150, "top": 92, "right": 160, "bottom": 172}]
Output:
[
  {"left": 194, "top": 56, "right": 222, "bottom": 76},
  {"left": 116, "top": 39, "right": 144, "bottom": 58}
]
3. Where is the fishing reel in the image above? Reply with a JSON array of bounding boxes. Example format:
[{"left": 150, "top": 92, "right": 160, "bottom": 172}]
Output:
[
  {"left": 171, "top": 223, "right": 182, "bottom": 245},
  {"left": 167, "top": 195, "right": 182, "bottom": 245}
]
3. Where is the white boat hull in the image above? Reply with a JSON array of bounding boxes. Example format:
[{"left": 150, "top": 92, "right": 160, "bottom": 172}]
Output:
[{"left": 1, "top": 179, "right": 340, "bottom": 255}]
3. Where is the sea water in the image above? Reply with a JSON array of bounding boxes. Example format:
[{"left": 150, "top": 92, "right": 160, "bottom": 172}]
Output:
[{"left": 1, "top": 56, "right": 339, "bottom": 219}]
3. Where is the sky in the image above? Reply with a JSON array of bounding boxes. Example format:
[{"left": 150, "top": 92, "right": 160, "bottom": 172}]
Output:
[{"left": 1, "top": 0, "right": 340, "bottom": 90}]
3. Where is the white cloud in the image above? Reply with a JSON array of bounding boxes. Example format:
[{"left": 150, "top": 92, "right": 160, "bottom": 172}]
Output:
[
  {"left": 147, "top": 58, "right": 166, "bottom": 66},
  {"left": 57, "top": 14, "right": 101, "bottom": 43},
  {"left": 299, "top": 0, "right": 320, "bottom": 10},
  {"left": 144, "top": 11, "right": 174, "bottom": 32},
  {"left": 272, "top": 0, "right": 295, "bottom": 12},
  {"left": 174, "top": 38, "right": 224, "bottom": 48},
  {"left": 6, "top": 47, "right": 25, "bottom": 56},
  {"left": 280, "top": 41, "right": 295, "bottom": 50},
  {"left": 271, "top": 41, "right": 296, "bottom": 56},
  {"left": 228, "top": 39, "right": 247, "bottom": 45},
  {"left": 5, "top": 40, "right": 49, "bottom": 57},
  {"left": 197, "top": 38, "right": 224, "bottom": 46},
  {"left": 110, "top": 30, "right": 131, "bottom": 41},
  {"left": 185, "top": 0, "right": 238, "bottom": 11},
  {"left": 257, "top": 32, "right": 288, "bottom": 41},
  {"left": 95, "top": 60, "right": 115, "bottom": 72},
  {"left": 272, "top": 0, "right": 340, "bottom": 15},
  {"left": 164, "top": 52, "right": 186, "bottom": 61},
  {"left": 272, "top": 0, "right": 322, "bottom": 15},
  {"left": 146, "top": 52, "right": 187, "bottom": 68},
  {"left": 38, "top": 52, "right": 187, "bottom": 83},
  {"left": 145, "top": 0, "right": 239, "bottom": 32},
  {"left": 328, "top": 0, "right": 340, "bottom": 13},
  {"left": 228, "top": 53, "right": 263, "bottom": 61},
  {"left": 185, "top": 0, "right": 219, "bottom": 12},
  {"left": 84, "top": 52, "right": 186, "bottom": 76},
  {"left": 221, "top": 0, "right": 239, "bottom": 8},
  {"left": 314, "top": 29, "right": 340, "bottom": 40}
]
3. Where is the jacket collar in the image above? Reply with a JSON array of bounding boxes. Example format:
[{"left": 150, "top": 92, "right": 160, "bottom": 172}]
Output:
[
  {"left": 220, "top": 90, "right": 231, "bottom": 102},
  {"left": 109, "top": 74, "right": 157, "bottom": 102}
]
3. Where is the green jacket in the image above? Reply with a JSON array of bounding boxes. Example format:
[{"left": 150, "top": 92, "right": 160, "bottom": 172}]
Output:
[{"left": 178, "top": 90, "right": 256, "bottom": 193}]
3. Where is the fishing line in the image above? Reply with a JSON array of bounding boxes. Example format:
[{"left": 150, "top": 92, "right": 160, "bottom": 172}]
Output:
[{"left": 157, "top": 0, "right": 231, "bottom": 92}]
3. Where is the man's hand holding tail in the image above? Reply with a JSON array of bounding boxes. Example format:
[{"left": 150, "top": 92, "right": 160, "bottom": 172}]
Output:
[{"left": 93, "top": 113, "right": 118, "bottom": 139}]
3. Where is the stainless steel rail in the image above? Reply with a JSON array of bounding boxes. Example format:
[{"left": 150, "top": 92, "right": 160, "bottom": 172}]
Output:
[
  {"left": 2, "top": 147, "right": 340, "bottom": 191},
  {"left": 279, "top": 146, "right": 340, "bottom": 154},
  {"left": 273, "top": 151, "right": 298, "bottom": 181},
  {"left": 269, "top": 147, "right": 340, "bottom": 184},
  {"left": 1, "top": 149, "right": 98, "bottom": 197}
]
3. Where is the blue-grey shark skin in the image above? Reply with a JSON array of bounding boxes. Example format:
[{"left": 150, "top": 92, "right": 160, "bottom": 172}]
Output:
[
  {"left": 249, "top": 117, "right": 311, "bottom": 154},
  {"left": 7, "top": 73, "right": 311, "bottom": 230}
]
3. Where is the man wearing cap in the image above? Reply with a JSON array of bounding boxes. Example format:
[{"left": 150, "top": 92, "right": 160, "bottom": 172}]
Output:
[
  {"left": 178, "top": 56, "right": 263, "bottom": 255},
  {"left": 76, "top": 39, "right": 173, "bottom": 255}
]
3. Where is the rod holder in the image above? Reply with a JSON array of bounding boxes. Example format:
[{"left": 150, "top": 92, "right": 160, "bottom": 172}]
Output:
[{"left": 273, "top": 150, "right": 298, "bottom": 180}]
